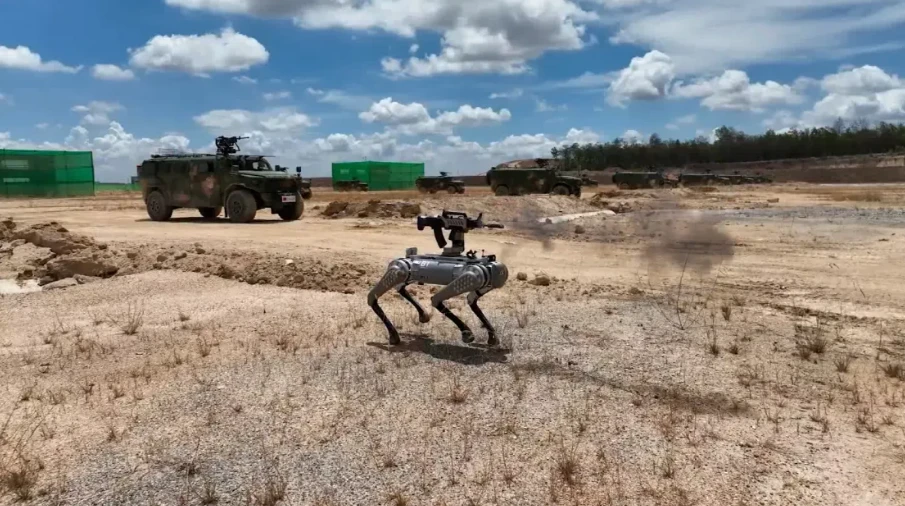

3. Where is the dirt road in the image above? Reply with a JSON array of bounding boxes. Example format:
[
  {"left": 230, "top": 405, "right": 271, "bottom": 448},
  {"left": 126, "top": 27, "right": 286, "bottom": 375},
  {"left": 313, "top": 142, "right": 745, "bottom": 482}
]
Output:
[{"left": 1, "top": 184, "right": 903, "bottom": 505}]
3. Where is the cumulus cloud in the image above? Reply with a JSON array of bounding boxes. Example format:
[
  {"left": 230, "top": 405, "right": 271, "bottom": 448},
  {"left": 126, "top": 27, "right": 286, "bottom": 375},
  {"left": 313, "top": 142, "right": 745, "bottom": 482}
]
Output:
[
  {"left": 91, "top": 64, "right": 136, "bottom": 81},
  {"left": 604, "top": 0, "right": 905, "bottom": 74},
  {"left": 72, "top": 101, "right": 124, "bottom": 126},
  {"left": 606, "top": 50, "right": 675, "bottom": 106},
  {"left": 128, "top": 27, "right": 269, "bottom": 75},
  {"left": 233, "top": 75, "right": 258, "bottom": 84},
  {"left": 620, "top": 129, "right": 644, "bottom": 145},
  {"left": 359, "top": 98, "right": 511, "bottom": 135},
  {"left": 166, "top": 0, "right": 596, "bottom": 77},
  {"left": 193, "top": 107, "right": 317, "bottom": 133},
  {"left": 0, "top": 45, "right": 82, "bottom": 73},
  {"left": 671, "top": 70, "right": 803, "bottom": 112},
  {"left": 604, "top": 50, "right": 803, "bottom": 112}
]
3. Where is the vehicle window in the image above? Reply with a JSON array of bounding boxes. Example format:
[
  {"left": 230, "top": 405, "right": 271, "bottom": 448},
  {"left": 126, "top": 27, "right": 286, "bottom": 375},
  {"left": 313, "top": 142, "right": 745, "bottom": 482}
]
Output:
[{"left": 247, "top": 159, "right": 272, "bottom": 171}]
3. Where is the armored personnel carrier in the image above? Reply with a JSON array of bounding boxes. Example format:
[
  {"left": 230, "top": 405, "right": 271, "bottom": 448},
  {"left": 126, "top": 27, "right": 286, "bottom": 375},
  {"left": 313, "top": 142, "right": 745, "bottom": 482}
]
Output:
[
  {"left": 415, "top": 171, "right": 466, "bottom": 194},
  {"left": 136, "top": 136, "right": 305, "bottom": 223}
]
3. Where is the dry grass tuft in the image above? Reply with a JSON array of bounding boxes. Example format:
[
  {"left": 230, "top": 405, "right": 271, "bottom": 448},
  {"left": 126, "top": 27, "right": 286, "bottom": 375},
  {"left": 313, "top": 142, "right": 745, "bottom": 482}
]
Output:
[
  {"left": 835, "top": 354, "right": 855, "bottom": 373},
  {"left": 880, "top": 362, "right": 904, "bottom": 380},
  {"left": 121, "top": 301, "right": 145, "bottom": 336}
]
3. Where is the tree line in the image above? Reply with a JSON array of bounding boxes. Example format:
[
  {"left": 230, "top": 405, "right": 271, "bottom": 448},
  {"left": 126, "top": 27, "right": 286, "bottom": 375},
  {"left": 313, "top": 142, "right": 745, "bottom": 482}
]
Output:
[{"left": 550, "top": 120, "right": 905, "bottom": 171}]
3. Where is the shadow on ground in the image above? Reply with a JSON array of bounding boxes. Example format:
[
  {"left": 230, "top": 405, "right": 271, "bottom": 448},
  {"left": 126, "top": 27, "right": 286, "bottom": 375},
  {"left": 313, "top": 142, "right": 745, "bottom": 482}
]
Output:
[{"left": 367, "top": 333, "right": 510, "bottom": 366}]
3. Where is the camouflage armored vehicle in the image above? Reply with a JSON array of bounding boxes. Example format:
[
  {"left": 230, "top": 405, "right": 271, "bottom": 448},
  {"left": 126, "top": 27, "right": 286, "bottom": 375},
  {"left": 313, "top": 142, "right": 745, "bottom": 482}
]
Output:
[
  {"left": 416, "top": 171, "right": 466, "bottom": 194},
  {"left": 677, "top": 172, "right": 731, "bottom": 186},
  {"left": 137, "top": 136, "right": 305, "bottom": 224},
  {"left": 612, "top": 171, "right": 676, "bottom": 189},
  {"left": 333, "top": 179, "right": 369, "bottom": 192},
  {"left": 486, "top": 166, "right": 582, "bottom": 197}
]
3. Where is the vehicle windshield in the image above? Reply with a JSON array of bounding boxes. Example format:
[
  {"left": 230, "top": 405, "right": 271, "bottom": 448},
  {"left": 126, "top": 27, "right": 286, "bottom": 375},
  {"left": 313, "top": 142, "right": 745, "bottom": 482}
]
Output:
[{"left": 246, "top": 159, "right": 273, "bottom": 171}]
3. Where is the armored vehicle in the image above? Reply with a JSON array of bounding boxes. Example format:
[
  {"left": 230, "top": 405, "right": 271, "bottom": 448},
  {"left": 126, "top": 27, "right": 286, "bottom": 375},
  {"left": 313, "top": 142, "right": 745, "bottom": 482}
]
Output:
[
  {"left": 677, "top": 172, "right": 730, "bottom": 186},
  {"left": 333, "top": 179, "right": 369, "bottom": 192},
  {"left": 612, "top": 171, "right": 676, "bottom": 189},
  {"left": 416, "top": 171, "right": 466, "bottom": 194},
  {"left": 136, "top": 136, "right": 305, "bottom": 223},
  {"left": 485, "top": 167, "right": 582, "bottom": 197}
]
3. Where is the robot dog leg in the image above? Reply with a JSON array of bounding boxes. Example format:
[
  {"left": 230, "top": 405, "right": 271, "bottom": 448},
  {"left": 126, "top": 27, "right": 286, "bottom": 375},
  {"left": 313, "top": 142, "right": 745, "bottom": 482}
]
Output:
[
  {"left": 467, "top": 288, "right": 497, "bottom": 346},
  {"left": 430, "top": 265, "right": 489, "bottom": 344},
  {"left": 367, "top": 259, "right": 411, "bottom": 345}
]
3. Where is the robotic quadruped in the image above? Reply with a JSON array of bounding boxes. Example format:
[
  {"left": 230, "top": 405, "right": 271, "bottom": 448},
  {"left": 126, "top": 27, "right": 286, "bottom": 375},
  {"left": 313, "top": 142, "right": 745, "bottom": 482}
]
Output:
[{"left": 367, "top": 210, "right": 509, "bottom": 346}]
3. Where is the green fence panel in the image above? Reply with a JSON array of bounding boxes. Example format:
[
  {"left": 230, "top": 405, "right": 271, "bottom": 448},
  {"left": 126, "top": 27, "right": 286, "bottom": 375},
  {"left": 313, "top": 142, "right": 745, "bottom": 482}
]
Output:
[
  {"left": 331, "top": 161, "right": 424, "bottom": 191},
  {"left": 0, "top": 149, "right": 95, "bottom": 197}
]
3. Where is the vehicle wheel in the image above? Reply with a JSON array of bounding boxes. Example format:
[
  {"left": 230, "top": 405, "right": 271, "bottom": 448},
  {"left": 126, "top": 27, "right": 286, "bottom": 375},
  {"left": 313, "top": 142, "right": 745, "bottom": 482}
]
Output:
[
  {"left": 552, "top": 185, "right": 570, "bottom": 196},
  {"left": 226, "top": 189, "right": 257, "bottom": 223},
  {"left": 573, "top": 189, "right": 582, "bottom": 198},
  {"left": 447, "top": 186, "right": 458, "bottom": 194},
  {"left": 457, "top": 187, "right": 466, "bottom": 194},
  {"left": 146, "top": 191, "right": 173, "bottom": 222},
  {"left": 429, "top": 188, "right": 437, "bottom": 194},
  {"left": 616, "top": 182, "right": 628, "bottom": 189},
  {"left": 301, "top": 191, "right": 312, "bottom": 200},
  {"left": 417, "top": 186, "right": 427, "bottom": 193},
  {"left": 198, "top": 207, "right": 221, "bottom": 219},
  {"left": 278, "top": 193, "right": 304, "bottom": 221},
  {"left": 494, "top": 185, "right": 509, "bottom": 196}
]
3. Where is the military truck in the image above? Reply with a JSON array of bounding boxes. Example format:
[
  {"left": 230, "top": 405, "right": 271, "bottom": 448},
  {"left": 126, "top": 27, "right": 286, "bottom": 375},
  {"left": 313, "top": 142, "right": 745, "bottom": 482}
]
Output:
[
  {"left": 485, "top": 166, "right": 582, "bottom": 197},
  {"left": 415, "top": 171, "right": 466, "bottom": 194},
  {"left": 136, "top": 136, "right": 305, "bottom": 224},
  {"left": 612, "top": 171, "right": 676, "bottom": 189},
  {"left": 677, "top": 172, "right": 729, "bottom": 186},
  {"left": 333, "top": 179, "right": 369, "bottom": 192}
]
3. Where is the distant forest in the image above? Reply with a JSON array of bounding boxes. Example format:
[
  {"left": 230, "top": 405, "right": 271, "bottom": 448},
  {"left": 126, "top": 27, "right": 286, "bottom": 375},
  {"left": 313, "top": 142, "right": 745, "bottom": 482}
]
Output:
[{"left": 550, "top": 120, "right": 905, "bottom": 171}]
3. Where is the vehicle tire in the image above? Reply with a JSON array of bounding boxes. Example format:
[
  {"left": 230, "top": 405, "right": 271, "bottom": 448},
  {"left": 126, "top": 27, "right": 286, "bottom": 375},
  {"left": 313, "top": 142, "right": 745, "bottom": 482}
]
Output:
[
  {"left": 198, "top": 207, "right": 221, "bottom": 219},
  {"left": 494, "top": 185, "right": 509, "bottom": 196},
  {"left": 226, "top": 189, "right": 257, "bottom": 223},
  {"left": 447, "top": 186, "right": 458, "bottom": 194},
  {"left": 552, "top": 184, "right": 570, "bottom": 196},
  {"left": 417, "top": 186, "right": 427, "bottom": 193},
  {"left": 616, "top": 182, "right": 628, "bottom": 190},
  {"left": 146, "top": 190, "right": 173, "bottom": 222},
  {"left": 278, "top": 193, "right": 304, "bottom": 221},
  {"left": 457, "top": 187, "right": 466, "bottom": 194},
  {"left": 429, "top": 188, "right": 437, "bottom": 194}
]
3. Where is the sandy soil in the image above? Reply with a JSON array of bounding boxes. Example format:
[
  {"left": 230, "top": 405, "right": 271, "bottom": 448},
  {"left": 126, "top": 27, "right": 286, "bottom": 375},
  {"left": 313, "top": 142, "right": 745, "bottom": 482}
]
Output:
[{"left": 1, "top": 183, "right": 904, "bottom": 505}]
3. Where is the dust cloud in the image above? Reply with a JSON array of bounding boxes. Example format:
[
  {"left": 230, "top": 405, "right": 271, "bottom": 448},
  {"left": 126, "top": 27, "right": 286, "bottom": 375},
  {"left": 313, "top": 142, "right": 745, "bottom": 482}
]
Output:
[{"left": 633, "top": 201, "right": 735, "bottom": 276}]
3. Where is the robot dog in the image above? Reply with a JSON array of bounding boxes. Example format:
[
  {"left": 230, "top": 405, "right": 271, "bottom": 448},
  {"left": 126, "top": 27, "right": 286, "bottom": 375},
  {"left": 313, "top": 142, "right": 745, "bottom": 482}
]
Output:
[{"left": 368, "top": 210, "right": 509, "bottom": 346}]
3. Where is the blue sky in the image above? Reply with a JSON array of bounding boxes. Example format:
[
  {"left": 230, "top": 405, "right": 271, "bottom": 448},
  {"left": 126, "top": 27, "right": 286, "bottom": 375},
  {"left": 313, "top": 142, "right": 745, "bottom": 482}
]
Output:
[{"left": 2, "top": 0, "right": 905, "bottom": 181}]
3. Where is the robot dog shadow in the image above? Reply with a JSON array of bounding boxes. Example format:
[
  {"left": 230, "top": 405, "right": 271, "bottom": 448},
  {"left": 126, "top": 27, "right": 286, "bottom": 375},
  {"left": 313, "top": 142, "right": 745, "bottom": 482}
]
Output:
[{"left": 366, "top": 333, "right": 510, "bottom": 366}]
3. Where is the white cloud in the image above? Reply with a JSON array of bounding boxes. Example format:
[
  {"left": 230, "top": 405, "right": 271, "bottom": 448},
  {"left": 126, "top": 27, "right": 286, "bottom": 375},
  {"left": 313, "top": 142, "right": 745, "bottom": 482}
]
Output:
[
  {"left": 409, "top": 43, "right": 419, "bottom": 54},
  {"left": 263, "top": 90, "right": 292, "bottom": 101},
  {"left": 35, "top": 123, "right": 49, "bottom": 130},
  {"left": 128, "top": 27, "right": 269, "bottom": 75},
  {"left": 193, "top": 107, "right": 317, "bottom": 133},
  {"left": 167, "top": 0, "right": 597, "bottom": 77},
  {"left": 359, "top": 98, "right": 511, "bottom": 135},
  {"left": 620, "top": 129, "right": 644, "bottom": 145},
  {"left": 603, "top": 0, "right": 905, "bottom": 74},
  {"left": 306, "top": 87, "right": 372, "bottom": 110},
  {"left": 768, "top": 65, "right": 905, "bottom": 129},
  {"left": 671, "top": 70, "right": 804, "bottom": 112},
  {"left": 535, "top": 98, "right": 567, "bottom": 112},
  {"left": 604, "top": 50, "right": 803, "bottom": 112},
  {"left": 0, "top": 45, "right": 82, "bottom": 73},
  {"left": 71, "top": 101, "right": 124, "bottom": 126},
  {"left": 91, "top": 64, "right": 136, "bottom": 81},
  {"left": 489, "top": 89, "right": 523, "bottom": 100},
  {"left": 606, "top": 50, "right": 675, "bottom": 106},
  {"left": 233, "top": 75, "right": 258, "bottom": 84},
  {"left": 0, "top": 93, "right": 8, "bottom": 105}
]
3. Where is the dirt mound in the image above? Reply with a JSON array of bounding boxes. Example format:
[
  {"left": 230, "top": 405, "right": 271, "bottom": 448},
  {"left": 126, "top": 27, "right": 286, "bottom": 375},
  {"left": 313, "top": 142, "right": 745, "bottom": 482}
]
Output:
[
  {"left": 589, "top": 193, "right": 633, "bottom": 213},
  {"left": 0, "top": 219, "right": 374, "bottom": 294},
  {"left": 322, "top": 199, "right": 421, "bottom": 219}
]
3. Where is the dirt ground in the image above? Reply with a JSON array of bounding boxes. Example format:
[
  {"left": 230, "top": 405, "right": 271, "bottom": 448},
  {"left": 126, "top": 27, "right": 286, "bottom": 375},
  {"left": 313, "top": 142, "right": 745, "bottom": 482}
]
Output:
[{"left": 1, "top": 183, "right": 904, "bottom": 506}]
